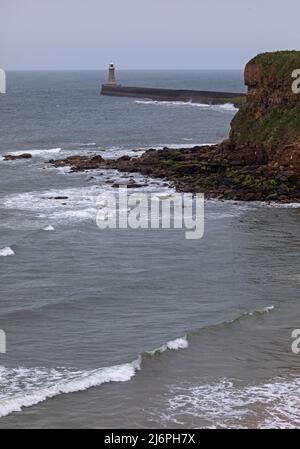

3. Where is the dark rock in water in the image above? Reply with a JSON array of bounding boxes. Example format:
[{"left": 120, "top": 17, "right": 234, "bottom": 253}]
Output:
[
  {"left": 47, "top": 196, "right": 69, "bottom": 200},
  {"left": 118, "top": 155, "right": 131, "bottom": 161},
  {"left": 4, "top": 153, "right": 32, "bottom": 161},
  {"left": 112, "top": 181, "right": 147, "bottom": 188},
  {"left": 127, "top": 183, "right": 148, "bottom": 188},
  {"left": 49, "top": 154, "right": 104, "bottom": 171}
]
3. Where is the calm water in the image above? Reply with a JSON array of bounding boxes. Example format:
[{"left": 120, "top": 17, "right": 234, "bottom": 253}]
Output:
[{"left": 0, "top": 71, "right": 299, "bottom": 428}]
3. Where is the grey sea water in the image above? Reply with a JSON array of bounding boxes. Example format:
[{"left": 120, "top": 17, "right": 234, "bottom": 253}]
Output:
[{"left": 0, "top": 70, "right": 299, "bottom": 428}]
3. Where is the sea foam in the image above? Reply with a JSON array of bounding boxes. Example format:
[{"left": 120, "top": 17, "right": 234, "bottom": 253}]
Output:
[
  {"left": 42, "top": 225, "right": 55, "bottom": 231},
  {"left": 164, "top": 376, "right": 300, "bottom": 429},
  {"left": 3, "top": 148, "right": 62, "bottom": 159},
  {"left": 0, "top": 247, "right": 15, "bottom": 257},
  {"left": 135, "top": 99, "right": 238, "bottom": 112},
  {"left": 0, "top": 361, "right": 141, "bottom": 418}
]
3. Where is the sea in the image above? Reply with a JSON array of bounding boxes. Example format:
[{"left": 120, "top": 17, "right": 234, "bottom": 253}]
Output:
[{"left": 0, "top": 70, "right": 299, "bottom": 428}]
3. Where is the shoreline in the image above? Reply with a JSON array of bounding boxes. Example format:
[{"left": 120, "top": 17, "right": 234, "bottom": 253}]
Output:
[{"left": 47, "top": 144, "right": 300, "bottom": 204}]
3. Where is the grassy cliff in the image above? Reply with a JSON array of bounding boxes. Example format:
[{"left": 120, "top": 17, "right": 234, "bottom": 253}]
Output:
[{"left": 230, "top": 51, "right": 300, "bottom": 152}]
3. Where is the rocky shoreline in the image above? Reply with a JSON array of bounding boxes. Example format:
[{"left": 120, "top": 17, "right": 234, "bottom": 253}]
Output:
[{"left": 48, "top": 144, "right": 300, "bottom": 203}]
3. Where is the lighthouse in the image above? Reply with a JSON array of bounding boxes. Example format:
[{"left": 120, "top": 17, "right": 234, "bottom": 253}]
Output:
[{"left": 106, "top": 63, "right": 117, "bottom": 86}]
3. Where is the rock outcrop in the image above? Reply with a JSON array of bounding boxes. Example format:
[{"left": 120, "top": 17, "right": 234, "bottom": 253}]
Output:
[
  {"left": 4, "top": 153, "right": 32, "bottom": 161},
  {"left": 49, "top": 51, "right": 300, "bottom": 202},
  {"left": 229, "top": 51, "right": 300, "bottom": 179}
]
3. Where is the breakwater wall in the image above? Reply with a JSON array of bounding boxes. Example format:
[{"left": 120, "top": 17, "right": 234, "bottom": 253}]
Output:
[{"left": 101, "top": 84, "right": 246, "bottom": 106}]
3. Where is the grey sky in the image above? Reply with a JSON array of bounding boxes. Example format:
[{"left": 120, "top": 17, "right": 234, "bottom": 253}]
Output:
[{"left": 1, "top": 0, "right": 299, "bottom": 70}]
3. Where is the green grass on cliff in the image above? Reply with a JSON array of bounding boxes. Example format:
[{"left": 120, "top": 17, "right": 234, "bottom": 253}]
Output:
[
  {"left": 231, "top": 50, "right": 300, "bottom": 147},
  {"left": 232, "top": 103, "right": 300, "bottom": 147},
  {"left": 248, "top": 50, "right": 300, "bottom": 78}
]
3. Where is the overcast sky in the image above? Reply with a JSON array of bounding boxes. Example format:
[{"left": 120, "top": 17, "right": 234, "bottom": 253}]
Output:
[{"left": 1, "top": 0, "right": 299, "bottom": 70}]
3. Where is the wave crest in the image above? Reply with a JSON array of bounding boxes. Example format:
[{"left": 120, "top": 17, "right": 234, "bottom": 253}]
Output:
[
  {"left": 3, "top": 148, "right": 62, "bottom": 159},
  {"left": 0, "top": 336, "right": 188, "bottom": 418},
  {"left": 134, "top": 100, "right": 238, "bottom": 112}
]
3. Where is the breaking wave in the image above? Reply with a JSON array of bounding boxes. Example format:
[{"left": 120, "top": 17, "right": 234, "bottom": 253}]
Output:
[
  {"left": 0, "top": 176, "right": 173, "bottom": 225},
  {"left": 0, "top": 336, "right": 188, "bottom": 418},
  {"left": 42, "top": 225, "right": 55, "bottom": 232},
  {"left": 0, "top": 306, "right": 274, "bottom": 418},
  {"left": 187, "top": 305, "right": 275, "bottom": 338},
  {"left": 2, "top": 148, "right": 62, "bottom": 159},
  {"left": 134, "top": 100, "right": 238, "bottom": 112}
]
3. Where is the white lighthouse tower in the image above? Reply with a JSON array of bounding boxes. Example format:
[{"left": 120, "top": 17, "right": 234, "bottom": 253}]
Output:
[{"left": 106, "top": 63, "right": 117, "bottom": 86}]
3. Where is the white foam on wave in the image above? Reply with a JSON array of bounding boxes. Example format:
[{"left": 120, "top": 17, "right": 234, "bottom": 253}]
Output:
[
  {"left": 260, "top": 201, "right": 300, "bottom": 209},
  {"left": 3, "top": 148, "right": 62, "bottom": 159},
  {"left": 0, "top": 360, "right": 141, "bottom": 418},
  {"left": 0, "top": 171, "right": 174, "bottom": 225},
  {"left": 207, "top": 197, "right": 300, "bottom": 211},
  {"left": 218, "top": 103, "right": 239, "bottom": 112},
  {"left": 224, "top": 305, "right": 275, "bottom": 326},
  {"left": 205, "top": 198, "right": 257, "bottom": 221},
  {"left": 135, "top": 99, "right": 238, "bottom": 112},
  {"left": 42, "top": 225, "right": 55, "bottom": 232},
  {"left": 247, "top": 305, "right": 274, "bottom": 316},
  {"left": 0, "top": 247, "right": 15, "bottom": 257},
  {"left": 47, "top": 207, "right": 98, "bottom": 222},
  {"left": 1, "top": 185, "right": 106, "bottom": 224},
  {"left": 135, "top": 99, "right": 203, "bottom": 107},
  {"left": 148, "top": 336, "right": 189, "bottom": 356},
  {"left": 0, "top": 335, "right": 188, "bottom": 418},
  {"left": 164, "top": 376, "right": 300, "bottom": 429},
  {"left": 100, "top": 147, "right": 146, "bottom": 160},
  {"left": 55, "top": 166, "right": 72, "bottom": 175}
]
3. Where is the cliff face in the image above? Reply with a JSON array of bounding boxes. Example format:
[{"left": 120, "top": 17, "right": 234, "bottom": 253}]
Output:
[{"left": 229, "top": 51, "right": 300, "bottom": 181}]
